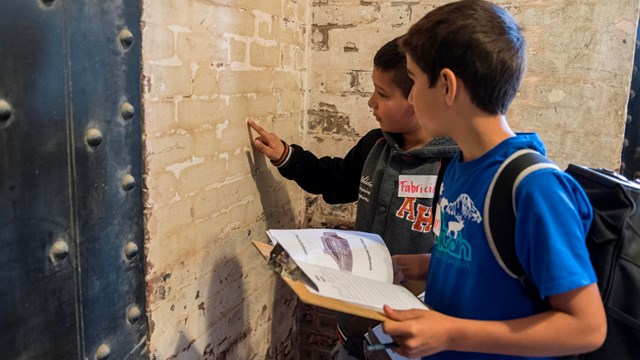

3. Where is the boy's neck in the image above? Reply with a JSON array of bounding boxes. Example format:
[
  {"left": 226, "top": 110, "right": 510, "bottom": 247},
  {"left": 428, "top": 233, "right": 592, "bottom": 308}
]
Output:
[{"left": 454, "top": 113, "right": 515, "bottom": 162}]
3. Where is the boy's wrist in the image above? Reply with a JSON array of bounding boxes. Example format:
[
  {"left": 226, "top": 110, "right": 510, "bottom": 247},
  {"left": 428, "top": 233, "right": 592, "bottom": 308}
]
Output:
[{"left": 271, "top": 140, "right": 292, "bottom": 167}]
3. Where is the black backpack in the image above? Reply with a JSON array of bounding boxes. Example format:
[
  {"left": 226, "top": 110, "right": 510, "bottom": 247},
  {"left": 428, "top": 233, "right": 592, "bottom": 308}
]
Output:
[{"left": 485, "top": 150, "right": 640, "bottom": 359}]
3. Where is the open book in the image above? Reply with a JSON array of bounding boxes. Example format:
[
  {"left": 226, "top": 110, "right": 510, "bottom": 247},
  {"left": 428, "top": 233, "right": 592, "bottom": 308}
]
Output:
[{"left": 255, "top": 229, "right": 427, "bottom": 321}]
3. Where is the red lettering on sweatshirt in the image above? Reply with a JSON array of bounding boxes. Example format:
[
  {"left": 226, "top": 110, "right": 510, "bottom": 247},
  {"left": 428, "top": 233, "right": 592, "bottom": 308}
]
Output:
[
  {"left": 396, "top": 197, "right": 433, "bottom": 233},
  {"left": 395, "top": 197, "right": 416, "bottom": 222},
  {"left": 411, "top": 204, "right": 433, "bottom": 233}
]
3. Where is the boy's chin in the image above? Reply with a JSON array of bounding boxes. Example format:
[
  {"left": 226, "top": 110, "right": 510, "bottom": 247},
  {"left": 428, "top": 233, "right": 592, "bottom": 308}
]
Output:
[{"left": 378, "top": 122, "right": 394, "bottom": 132}]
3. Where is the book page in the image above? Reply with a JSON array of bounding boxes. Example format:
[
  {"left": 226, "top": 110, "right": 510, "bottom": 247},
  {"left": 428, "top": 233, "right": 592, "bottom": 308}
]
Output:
[
  {"left": 267, "top": 229, "right": 393, "bottom": 283},
  {"left": 296, "top": 262, "right": 428, "bottom": 312}
]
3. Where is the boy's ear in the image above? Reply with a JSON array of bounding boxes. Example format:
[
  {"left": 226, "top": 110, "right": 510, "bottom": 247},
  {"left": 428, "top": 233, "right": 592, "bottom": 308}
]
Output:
[{"left": 440, "top": 68, "right": 457, "bottom": 106}]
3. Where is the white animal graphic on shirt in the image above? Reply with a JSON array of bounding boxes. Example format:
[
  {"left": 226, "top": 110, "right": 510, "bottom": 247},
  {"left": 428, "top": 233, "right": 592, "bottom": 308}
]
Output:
[
  {"left": 447, "top": 220, "right": 465, "bottom": 238},
  {"left": 442, "top": 194, "right": 482, "bottom": 238}
]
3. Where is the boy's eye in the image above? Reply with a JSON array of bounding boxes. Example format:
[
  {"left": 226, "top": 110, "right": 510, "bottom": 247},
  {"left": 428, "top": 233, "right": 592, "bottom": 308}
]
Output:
[{"left": 377, "top": 90, "right": 388, "bottom": 98}]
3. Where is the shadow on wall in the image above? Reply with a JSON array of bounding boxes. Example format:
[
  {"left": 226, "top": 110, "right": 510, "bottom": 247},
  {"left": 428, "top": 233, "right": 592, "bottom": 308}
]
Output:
[
  {"left": 166, "top": 258, "right": 255, "bottom": 359},
  {"left": 167, "top": 331, "right": 201, "bottom": 360},
  {"left": 245, "top": 124, "right": 297, "bottom": 230},
  {"left": 246, "top": 124, "right": 299, "bottom": 359},
  {"left": 166, "top": 126, "right": 298, "bottom": 359},
  {"left": 204, "top": 258, "right": 256, "bottom": 359}
]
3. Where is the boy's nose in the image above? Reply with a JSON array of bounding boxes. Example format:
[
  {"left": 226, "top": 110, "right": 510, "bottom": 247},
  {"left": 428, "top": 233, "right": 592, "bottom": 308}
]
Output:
[{"left": 367, "top": 96, "right": 376, "bottom": 109}]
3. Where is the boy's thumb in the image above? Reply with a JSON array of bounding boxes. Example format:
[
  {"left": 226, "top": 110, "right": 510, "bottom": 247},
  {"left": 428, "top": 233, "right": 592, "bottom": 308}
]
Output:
[{"left": 384, "top": 305, "right": 421, "bottom": 321}]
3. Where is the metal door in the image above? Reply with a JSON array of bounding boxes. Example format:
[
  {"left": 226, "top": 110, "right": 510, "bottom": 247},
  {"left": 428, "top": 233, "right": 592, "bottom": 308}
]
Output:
[{"left": 0, "top": 1, "right": 147, "bottom": 359}]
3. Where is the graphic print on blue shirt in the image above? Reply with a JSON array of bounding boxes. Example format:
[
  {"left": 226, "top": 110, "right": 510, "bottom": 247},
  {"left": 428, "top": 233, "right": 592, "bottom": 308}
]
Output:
[{"left": 432, "top": 188, "right": 481, "bottom": 270}]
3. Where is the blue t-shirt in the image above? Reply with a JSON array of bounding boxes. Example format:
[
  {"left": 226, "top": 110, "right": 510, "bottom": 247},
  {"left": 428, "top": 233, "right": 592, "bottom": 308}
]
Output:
[{"left": 425, "top": 134, "right": 595, "bottom": 360}]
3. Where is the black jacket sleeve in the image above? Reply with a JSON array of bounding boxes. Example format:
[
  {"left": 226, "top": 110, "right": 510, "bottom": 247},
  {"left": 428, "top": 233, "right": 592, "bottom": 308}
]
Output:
[{"left": 277, "top": 129, "right": 384, "bottom": 204}]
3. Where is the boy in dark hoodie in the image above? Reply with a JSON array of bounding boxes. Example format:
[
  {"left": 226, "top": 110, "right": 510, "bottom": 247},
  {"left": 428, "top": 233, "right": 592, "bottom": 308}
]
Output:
[{"left": 249, "top": 37, "right": 457, "bottom": 359}]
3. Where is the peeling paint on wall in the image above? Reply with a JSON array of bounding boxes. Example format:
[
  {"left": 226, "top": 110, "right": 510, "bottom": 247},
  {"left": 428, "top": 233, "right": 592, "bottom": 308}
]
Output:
[{"left": 307, "top": 102, "right": 358, "bottom": 136}]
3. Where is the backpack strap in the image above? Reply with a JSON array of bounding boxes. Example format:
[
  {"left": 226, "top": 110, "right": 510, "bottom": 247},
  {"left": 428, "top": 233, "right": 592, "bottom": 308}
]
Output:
[
  {"left": 433, "top": 156, "right": 452, "bottom": 209},
  {"left": 429, "top": 157, "right": 452, "bottom": 253},
  {"left": 484, "top": 149, "right": 559, "bottom": 304}
]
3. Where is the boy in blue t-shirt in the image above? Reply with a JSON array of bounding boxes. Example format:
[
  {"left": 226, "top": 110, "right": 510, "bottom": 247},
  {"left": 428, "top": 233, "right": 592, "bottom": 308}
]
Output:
[{"left": 382, "top": 1, "right": 607, "bottom": 359}]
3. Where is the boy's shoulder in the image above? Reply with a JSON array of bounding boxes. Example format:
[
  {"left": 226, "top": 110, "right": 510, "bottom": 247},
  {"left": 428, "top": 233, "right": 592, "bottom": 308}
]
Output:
[
  {"left": 357, "top": 128, "right": 385, "bottom": 154},
  {"left": 461, "top": 133, "right": 547, "bottom": 171},
  {"left": 498, "top": 133, "right": 546, "bottom": 159}
]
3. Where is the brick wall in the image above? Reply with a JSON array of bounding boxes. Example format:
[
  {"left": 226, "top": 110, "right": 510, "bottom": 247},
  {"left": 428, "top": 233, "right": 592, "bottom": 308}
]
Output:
[
  {"left": 142, "top": 1, "right": 308, "bottom": 359},
  {"left": 141, "top": 1, "right": 639, "bottom": 359}
]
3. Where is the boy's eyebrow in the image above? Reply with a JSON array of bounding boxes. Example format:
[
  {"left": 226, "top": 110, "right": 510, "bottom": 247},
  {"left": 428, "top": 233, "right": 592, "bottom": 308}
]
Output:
[{"left": 373, "top": 83, "right": 391, "bottom": 93}]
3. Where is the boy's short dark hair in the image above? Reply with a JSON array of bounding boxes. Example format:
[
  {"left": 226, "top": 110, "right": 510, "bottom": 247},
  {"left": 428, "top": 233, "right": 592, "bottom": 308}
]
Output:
[
  {"left": 374, "top": 36, "right": 414, "bottom": 98},
  {"left": 400, "top": 0, "right": 526, "bottom": 115}
]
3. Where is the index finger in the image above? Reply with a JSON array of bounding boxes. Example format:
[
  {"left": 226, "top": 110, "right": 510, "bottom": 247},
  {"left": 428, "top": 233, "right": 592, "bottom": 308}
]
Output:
[{"left": 247, "top": 119, "right": 268, "bottom": 136}]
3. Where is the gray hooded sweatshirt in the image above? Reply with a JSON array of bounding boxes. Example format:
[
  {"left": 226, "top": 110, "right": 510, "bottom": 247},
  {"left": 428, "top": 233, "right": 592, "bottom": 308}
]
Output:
[{"left": 279, "top": 128, "right": 458, "bottom": 255}]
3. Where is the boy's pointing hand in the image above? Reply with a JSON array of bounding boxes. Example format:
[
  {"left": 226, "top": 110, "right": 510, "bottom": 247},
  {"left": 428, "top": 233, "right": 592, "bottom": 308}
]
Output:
[{"left": 247, "top": 119, "right": 286, "bottom": 161}]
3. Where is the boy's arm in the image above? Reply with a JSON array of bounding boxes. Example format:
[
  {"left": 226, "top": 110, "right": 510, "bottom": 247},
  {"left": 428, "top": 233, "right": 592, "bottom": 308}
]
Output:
[
  {"left": 382, "top": 283, "right": 606, "bottom": 358},
  {"left": 248, "top": 119, "right": 383, "bottom": 204},
  {"left": 281, "top": 130, "right": 383, "bottom": 204}
]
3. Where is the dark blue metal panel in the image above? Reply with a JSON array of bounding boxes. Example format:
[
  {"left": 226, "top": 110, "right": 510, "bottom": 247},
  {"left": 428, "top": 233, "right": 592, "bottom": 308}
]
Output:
[
  {"left": 0, "top": 1, "right": 80, "bottom": 358},
  {"left": 621, "top": 25, "right": 640, "bottom": 181},
  {"left": 0, "top": 0, "right": 146, "bottom": 359},
  {"left": 67, "top": 1, "right": 147, "bottom": 358}
]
